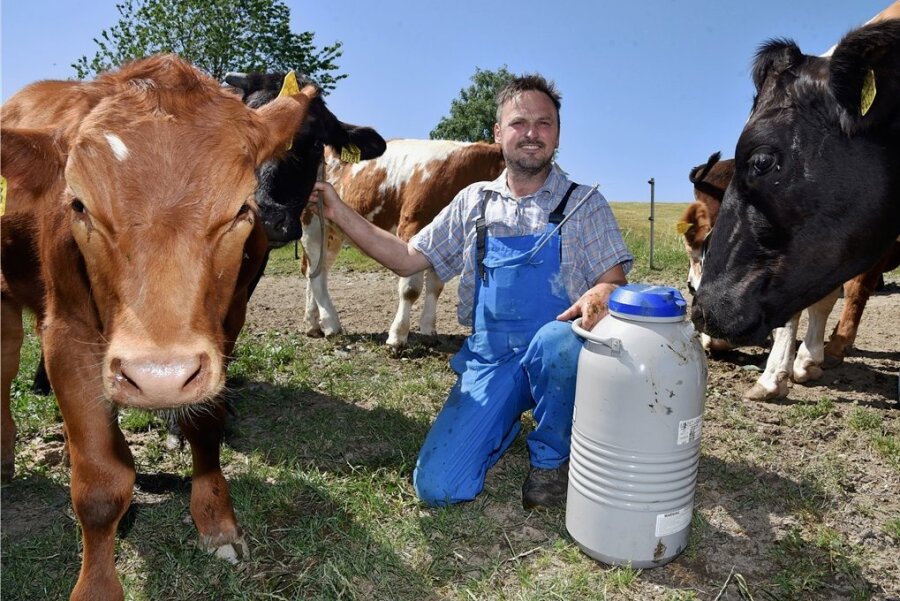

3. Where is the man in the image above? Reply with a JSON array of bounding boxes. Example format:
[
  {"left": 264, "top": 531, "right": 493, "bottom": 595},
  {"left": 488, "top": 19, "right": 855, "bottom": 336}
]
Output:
[{"left": 310, "top": 74, "right": 632, "bottom": 509}]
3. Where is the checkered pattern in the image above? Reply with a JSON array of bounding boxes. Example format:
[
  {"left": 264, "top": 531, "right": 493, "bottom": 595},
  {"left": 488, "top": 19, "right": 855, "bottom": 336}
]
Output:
[{"left": 410, "top": 164, "right": 633, "bottom": 327}]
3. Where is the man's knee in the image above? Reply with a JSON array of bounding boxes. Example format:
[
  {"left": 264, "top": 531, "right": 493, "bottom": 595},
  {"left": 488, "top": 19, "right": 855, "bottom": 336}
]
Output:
[
  {"left": 413, "top": 463, "right": 477, "bottom": 507},
  {"left": 530, "top": 321, "right": 582, "bottom": 364}
]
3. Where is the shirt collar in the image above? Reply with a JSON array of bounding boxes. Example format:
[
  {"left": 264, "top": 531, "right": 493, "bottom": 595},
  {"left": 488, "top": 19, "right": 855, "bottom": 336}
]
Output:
[{"left": 484, "top": 163, "right": 571, "bottom": 202}]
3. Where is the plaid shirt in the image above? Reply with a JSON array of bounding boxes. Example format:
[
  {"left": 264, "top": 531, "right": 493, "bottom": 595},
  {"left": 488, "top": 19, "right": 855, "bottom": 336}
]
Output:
[{"left": 410, "top": 163, "right": 633, "bottom": 328}]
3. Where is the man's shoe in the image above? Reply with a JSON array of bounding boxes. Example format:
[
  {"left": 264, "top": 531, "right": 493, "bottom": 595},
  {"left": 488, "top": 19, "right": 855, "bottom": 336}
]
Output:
[{"left": 522, "top": 461, "right": 569, "bottom": 510}]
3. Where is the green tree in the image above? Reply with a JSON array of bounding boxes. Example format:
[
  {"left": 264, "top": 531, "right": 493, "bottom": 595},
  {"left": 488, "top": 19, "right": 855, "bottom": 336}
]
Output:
[
  {"left": 73, "top": 0, "right": 345, "bottom": 90},
  {"left": 430, "top": 66, "right": 515, "bottom": 142}
]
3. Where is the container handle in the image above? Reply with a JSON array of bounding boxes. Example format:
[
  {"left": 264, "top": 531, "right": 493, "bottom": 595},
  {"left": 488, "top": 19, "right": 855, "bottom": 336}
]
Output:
[{"left": 572, "top": 318, "right": 621, "bottom": 355}]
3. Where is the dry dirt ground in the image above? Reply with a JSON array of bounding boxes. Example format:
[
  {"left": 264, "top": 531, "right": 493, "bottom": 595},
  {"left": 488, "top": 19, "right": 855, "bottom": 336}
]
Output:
[{"left": 248, "top": 269, "right": 900, "bottom": 598}]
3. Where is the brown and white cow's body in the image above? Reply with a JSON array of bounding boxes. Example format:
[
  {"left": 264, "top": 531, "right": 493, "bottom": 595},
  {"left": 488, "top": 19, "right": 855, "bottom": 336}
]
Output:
[
  {"left": 681, "top": 152, "right": 898, "bottom": 401},
  {"left": 301, "top": 139, "right": 505, "bottom": 348},
  {"left": 1, "top": 55, "right": 316, "bottom": 600}
]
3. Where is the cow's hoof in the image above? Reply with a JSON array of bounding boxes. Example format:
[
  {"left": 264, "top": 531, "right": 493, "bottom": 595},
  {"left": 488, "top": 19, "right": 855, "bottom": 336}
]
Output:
[
  {"left": 822, "top": 353, "right": 844, "bottom": 370},
  {"left": 387, "top": 342, "right": 407, "bottom": 358},
  {"left": 201, "top": 533, "right": 249, "bottom": 565},
  {"left": 386, "top": 337, "right": 408, "bottom": 350},
  {"left": 793, "top": 364, "right": 823, "bottom": 383},
  {"left": 305, "top": 326, "right": 325, "bottom": 338},
  {"left": 743, "top": 382, "right": 788, "bottom": 402}
]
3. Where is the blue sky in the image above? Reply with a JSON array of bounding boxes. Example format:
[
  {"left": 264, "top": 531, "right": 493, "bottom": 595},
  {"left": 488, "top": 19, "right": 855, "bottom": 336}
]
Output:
[{"left": 1, "top": 1, "right": 890, "bottom": 202}]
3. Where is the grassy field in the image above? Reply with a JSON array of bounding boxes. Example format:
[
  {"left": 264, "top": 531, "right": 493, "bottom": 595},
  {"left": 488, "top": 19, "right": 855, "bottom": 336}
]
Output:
[{"left": 3, "top": 201, "right": 899, "bottom": 600}]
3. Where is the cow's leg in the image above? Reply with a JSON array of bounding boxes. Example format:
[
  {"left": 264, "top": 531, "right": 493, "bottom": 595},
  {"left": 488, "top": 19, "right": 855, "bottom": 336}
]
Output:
[
  {"left": 303, "top": 216, "right": 344, "bottom": 337},
  {"left": 418, "top": 268, "right": 445, "bottom": 337},
  {"left": 824, "top": 243, "right": 900, "bottom": 367},
  {"left": 388, "top": 271, "right": 423, "bottom": 349},
  {"left": 743, "top": 314, "right": 800, "bottom": 401},
  {"left": 67, "top": 413, "right": 134, "bottom": 601},
  {"left": 794, "top": 287, "right": 841, "bottom": 382},
  {"left": 178, "top": 404, "right": 247, "bottom": 562},
  {"left": 1, "top": 297, "right": 24, "bottom": 483},
  {"left": 45, "top": 325, "right": 135, "bottom": 601}
]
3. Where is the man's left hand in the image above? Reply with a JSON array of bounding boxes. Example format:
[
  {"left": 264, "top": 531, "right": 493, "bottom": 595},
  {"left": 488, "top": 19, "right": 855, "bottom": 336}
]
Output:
[{"left": 556, "top": 264, "right": 628, "bottom": 330}]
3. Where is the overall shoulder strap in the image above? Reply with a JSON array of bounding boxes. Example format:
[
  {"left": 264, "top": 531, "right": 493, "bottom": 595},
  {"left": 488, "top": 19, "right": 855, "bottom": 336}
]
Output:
[
  {"left": 549, "top": 182, "right": 579, "bottom": 224},
  {"left": 475, "top": 190, "right": 492, "bottom": 281}
]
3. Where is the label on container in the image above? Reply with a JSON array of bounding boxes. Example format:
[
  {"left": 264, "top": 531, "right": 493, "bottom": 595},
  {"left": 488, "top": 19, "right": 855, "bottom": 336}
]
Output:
[
  {"left": 655, "top": 504, "right": 693, "bottom": 537},
  {"left": 677, "top": 415, "right": 703, "bottom": 445}
]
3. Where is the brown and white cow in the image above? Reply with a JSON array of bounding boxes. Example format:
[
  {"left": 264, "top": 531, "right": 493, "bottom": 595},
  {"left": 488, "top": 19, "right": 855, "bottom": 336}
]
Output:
[
  {"left": 301, "top": 139, "right": 505, "bottom": 348},
  {"left": 681, "top": 152, "right": 898, "bottom": 400},
  {"left": 0, "top": 54, "right": 316, "bottom": 600}
]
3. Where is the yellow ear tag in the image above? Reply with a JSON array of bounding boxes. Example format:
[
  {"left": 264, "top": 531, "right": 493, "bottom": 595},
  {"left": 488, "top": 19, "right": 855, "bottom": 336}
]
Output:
[
  {"left": 278, "top": 71, "right": 301, "bottom": 151},
  {"left": 676, "top": 221, "right": 691, "bottom": 235},
  {"left": 860, "top": 69, "right": 876, "bottom": 116},
  {"left": 340, "top": 143, "right": 361, "bottom": 164},
  {"left": 0, "top": 175, "right": 7, "bottom": 217},
  {"left": 278, "top": 70, "right": 301, "bottom": 98}
]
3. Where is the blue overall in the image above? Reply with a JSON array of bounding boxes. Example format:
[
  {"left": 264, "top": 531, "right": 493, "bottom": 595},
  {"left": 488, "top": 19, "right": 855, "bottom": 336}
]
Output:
[{"left": 413, "top": 188, "right": 584, "bottom": 506}]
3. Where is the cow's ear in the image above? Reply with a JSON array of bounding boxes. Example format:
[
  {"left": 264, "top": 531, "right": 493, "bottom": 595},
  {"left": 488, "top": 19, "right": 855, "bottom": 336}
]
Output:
[
  {"left": 250, "top": 84, "right": 317, "bottom": 166},
  {"left": 0, "top": 127, "right": 67, "bottom": 203},
  {"left": 752, "top": 40, "right": 803, "bottom": 92},
  {"left": 224, "top": 72, "right": 250, "bottom": 91},
  {"left": 830, "top": 20, "right": 900, "bottom": 134},
  {"left": 342, "top": 124, "right": 387, "bottom": 161}
]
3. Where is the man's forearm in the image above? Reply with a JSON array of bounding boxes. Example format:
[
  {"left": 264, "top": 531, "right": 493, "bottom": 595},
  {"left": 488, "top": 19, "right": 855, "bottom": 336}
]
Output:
[{"left": 327, "top": 202, "right": 431, "bottom": 277}]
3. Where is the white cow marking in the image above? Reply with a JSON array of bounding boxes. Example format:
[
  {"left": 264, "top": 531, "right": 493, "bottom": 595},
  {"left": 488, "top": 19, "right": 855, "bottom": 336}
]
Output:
[{"left": 104, "top": 133, "right": 129, "bottom": 161}]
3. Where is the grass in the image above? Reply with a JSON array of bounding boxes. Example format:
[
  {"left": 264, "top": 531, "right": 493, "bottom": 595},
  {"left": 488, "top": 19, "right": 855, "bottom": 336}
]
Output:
[{"left": 4, "top": 200, "right": 900, "bottom": 600}]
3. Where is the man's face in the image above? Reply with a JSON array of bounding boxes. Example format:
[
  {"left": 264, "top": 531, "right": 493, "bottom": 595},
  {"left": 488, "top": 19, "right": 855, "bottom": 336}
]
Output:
[{"left": 493, "top": 90, "right": 560, "bottom": 177}]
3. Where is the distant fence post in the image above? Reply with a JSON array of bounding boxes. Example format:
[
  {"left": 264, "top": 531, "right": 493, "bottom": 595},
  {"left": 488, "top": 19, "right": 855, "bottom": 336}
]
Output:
[{"left": 648, "top": 177, "right": 656, "bottom": 270}]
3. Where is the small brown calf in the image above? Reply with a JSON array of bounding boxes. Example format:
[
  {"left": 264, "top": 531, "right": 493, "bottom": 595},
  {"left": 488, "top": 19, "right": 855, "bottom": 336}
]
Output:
[{"left": 1, "top": 54, "right": 316, "bottom": 600}]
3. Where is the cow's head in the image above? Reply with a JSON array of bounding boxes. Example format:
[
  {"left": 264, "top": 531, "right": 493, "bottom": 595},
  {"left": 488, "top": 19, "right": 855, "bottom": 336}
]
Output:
[
  {"left": 224, "top": 72, "right": 387, "bottom": 247},
  {"left": 1, "top": 55, "right": 317, "bottom": 409},
  {"left": 692, "top": 20, "right": 900, "bottom": 345},
  {"left": 679, "top": 152, "right": 734, "bottom": 296}
]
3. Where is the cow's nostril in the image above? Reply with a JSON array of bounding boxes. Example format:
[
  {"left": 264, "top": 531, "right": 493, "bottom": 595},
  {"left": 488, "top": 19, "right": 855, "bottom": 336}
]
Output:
[{"left": 111, "top": 352, "right": 210, "bottom": 404}]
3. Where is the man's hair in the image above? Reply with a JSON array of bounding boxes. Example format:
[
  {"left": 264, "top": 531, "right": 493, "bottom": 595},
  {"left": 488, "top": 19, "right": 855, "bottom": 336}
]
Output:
[{"left": 494, "top": 74, "right": 562, "bottom": 123}]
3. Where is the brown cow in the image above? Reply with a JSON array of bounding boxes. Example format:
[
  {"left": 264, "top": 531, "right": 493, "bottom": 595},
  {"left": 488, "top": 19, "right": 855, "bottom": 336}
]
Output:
[
  {"left": 680, "top": 152, "right": 898, "bottom": 400},
  {"left": 301, "top": 139, "right": 505, "bottom": 348},
  {"left": 0, "top": 54, "right": 316, "bottom": 600}
]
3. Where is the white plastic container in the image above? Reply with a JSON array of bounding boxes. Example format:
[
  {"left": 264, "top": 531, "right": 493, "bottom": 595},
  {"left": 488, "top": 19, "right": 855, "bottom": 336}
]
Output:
[{"left": 566, "top": 284, "right": 707, "bottom": 568}]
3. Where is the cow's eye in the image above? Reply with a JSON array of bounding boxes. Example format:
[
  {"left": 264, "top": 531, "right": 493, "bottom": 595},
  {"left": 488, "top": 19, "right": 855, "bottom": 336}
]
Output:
[
  {"left": 71, "top": 199, "right": 86, "bottom": 213},
  {"left": 750, "top": 152, "right": 777, "bottom": 175},
  {"left": 237, "top": 203, "right": 251, "bottom": 216}
]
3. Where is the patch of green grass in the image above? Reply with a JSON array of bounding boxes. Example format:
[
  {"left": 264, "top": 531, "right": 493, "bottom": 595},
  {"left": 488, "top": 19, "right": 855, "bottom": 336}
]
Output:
[
  {"left": 784, "top": 397, "right": 837, "bottom": 424},
  {"left": 766, "top": 526, "right": 872, "bottom": 600},
  {"left": 884, "top": 518, "right": 900, "bottom": 541},
  {"left": 610, "top": 202, "right": 690, "bottom": 286},
  {"left": 118, "top": 409, "right": 158, "bottom": 433},
  {"left": 265, "top": 239, "right": 384, "bottom": 280},
  {"left": 8, "top": 314, "right": 61, "bottom": 436},
  {"left": 848, "top": 406, "right": 900, "bottom": 469}
]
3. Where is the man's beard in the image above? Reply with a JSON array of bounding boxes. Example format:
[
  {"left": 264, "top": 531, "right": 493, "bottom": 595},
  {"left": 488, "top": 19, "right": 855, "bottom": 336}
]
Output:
[{"left": 507, "top": 143, "right": 554, "bottom": 176}]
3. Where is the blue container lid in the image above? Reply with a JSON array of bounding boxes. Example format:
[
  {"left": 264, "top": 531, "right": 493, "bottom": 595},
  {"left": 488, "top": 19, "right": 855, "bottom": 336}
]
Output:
[{"left": 608, "top": 284, "right": 687, "bottom": 318}]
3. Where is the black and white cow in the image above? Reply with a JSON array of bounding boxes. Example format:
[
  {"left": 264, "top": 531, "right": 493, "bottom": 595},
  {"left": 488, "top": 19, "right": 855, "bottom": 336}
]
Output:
[
  {"left": 692, "top": 19, "right": 900, "bottom": 345},
  {"left": 225, "top": 73, "right": 387, "bottom": 248}
]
